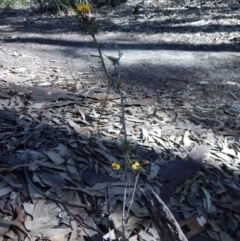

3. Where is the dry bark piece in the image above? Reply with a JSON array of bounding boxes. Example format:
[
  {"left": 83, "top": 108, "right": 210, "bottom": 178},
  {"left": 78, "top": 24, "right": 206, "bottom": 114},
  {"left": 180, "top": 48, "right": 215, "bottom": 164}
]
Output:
[
  {"left": 141, "top": 188, "right": 188, "bottom": 241},
  {"left": 28, "top": 86, "right": 83, "bottom": 102}
]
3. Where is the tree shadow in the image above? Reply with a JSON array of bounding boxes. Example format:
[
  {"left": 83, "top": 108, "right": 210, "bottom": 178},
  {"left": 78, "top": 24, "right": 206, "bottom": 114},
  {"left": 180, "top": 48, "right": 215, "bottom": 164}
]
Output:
[{"left": 1, "top": 5, "right": 239, "bottom": 52}]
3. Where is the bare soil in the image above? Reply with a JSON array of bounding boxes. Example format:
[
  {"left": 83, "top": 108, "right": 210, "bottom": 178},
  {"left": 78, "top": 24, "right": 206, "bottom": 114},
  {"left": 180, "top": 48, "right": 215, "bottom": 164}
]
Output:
[{"left": 0, "top": 0, "right": 240, "bottom": 93}]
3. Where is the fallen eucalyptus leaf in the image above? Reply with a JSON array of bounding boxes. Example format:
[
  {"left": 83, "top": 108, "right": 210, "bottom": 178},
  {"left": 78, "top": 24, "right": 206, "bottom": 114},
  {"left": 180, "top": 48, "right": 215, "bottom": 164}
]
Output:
[{"left": 43, "top": 150, "right": 65, "bottom": 165}]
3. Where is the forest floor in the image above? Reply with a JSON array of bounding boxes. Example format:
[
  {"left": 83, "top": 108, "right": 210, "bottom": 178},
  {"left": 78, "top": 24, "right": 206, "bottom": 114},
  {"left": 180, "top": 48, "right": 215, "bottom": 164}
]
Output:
[{"left": 0, "top": 0, "right": 240, "bottom": 240}]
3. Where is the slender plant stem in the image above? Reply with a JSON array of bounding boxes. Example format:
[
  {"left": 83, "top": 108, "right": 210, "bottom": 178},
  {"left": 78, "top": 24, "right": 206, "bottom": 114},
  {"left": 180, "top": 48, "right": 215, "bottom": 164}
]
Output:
[
  {"left": 91, "top": 33, "right": 111, "bottom": 81},
  {"left": 87, "top": 26, "right": 136, "bottom": 241},
  {"left": 120, "top": 92, "right": 127, "bottom": 141},
  {"left": 91, "top": 33, "right": 126, "bottom": 136},
  {"left": 125, "top": 171, "right": 140, "bottom": 220},
  {"left": 122, "top": 168, "right": 128, "bottom": 240}
]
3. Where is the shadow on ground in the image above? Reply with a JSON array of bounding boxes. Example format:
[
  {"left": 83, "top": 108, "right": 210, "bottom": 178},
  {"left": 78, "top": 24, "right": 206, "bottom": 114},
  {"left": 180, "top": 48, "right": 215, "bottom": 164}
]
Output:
[{"left": 0, "top": 6, "right": 240, "bottom": 51}]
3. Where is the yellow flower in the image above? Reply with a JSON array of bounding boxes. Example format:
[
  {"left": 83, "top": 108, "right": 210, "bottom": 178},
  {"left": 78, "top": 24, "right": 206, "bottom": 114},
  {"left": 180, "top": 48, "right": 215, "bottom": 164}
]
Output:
[
  {"left": 77, "top": 4, "right": 90, "bottom": 13},
  {"left": 132, "top": 161, "right": 140, "bottom": 170},
  {"left": 112, "top": 162, "right": 121, "bottom": 170}
]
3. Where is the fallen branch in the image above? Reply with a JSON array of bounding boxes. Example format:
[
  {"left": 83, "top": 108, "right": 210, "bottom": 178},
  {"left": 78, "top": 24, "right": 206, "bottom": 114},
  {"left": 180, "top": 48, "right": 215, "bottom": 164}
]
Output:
[{"left": 141, "top": 188, "right": 188, "bottom": 241}]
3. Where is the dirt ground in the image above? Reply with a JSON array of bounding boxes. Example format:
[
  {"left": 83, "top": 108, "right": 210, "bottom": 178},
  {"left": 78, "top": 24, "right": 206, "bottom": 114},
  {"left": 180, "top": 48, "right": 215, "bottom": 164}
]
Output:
[{"left": 0, "top": 0, "right": 240, "bottom": 91}]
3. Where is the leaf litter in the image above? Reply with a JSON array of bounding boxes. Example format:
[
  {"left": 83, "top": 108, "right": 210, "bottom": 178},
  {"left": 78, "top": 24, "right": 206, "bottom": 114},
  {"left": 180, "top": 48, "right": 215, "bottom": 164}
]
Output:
[
  {"left": 1, "top": 2, "right": 240, "bottom": 241},
  {"left": 1, "top": 71, "right": 240, "bottom": 241}
]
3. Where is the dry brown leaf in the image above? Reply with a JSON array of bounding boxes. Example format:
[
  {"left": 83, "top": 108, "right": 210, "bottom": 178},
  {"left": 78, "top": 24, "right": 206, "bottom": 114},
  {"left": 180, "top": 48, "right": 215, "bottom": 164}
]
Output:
[
  {"left": 48, "top": 233, "right": 69, "bottom": 241},
  {"left": 110, "top": 210, "right": 141, "bottom": 233},
  {"left": 179, "top": 215, "right": 207, "bottom": 239},
  {"left": 220, "top": 231, "right": 234, "bottom": 241},
  {"left": 69, "top": 220, "right": 78, "bottom": 241},
  {"left": 208, "top": 220, "right": 222, "bottom": 232},
  {"left": 138, "top": 230, "right": 157, "bottom": 241},
  {"left": 38, "top": 162, "right": 67, "bottom": 171},
  {"left": 23, "top": 203, "right": 34, "bottom": 217},
  {"left": 43, "top": 149, "right": 65, "bottom": 165},
  {"left": 136, "top": 98, "right": 155, "bottom": 106},
  {"left": 206, "top": 229, "right": 220, "bottom": 240},
  {"left": 31, "top": 226, "right": 71, "bottom": 238},
  {"left": 67, "top": 119, "right": 89, "bottom": 136},
  {"left": 32, "top": 198, "right": 60, "bottom": 218},
  {"left": 0, "top": 217, "right": 11, "bottom": 235},
  {"left": 80, "top": 216, "right": 102, "bottom": 241},
  {"left": 126, "top": 98, "right": 155, "bottom": 106},
  {"left": 66, "top": 158, "right": 78, "bottom": 175},
  {"left": 8, "top": 206, "right": 29, "bottom": 237},
  {"left": 25, "top": 216, "right": 59, "bottom": 233},
  {"left": 0, "top": 187, "right": 13, "bottom": 198},
  {"left": 93, "top": 148, "right": 118, "bottom": 163},
  {"left": 38, "top": 172, "right": 67, "bottom": 192},
  {"left": 0, "top": 218, "right": 14, "bottom": 230}
]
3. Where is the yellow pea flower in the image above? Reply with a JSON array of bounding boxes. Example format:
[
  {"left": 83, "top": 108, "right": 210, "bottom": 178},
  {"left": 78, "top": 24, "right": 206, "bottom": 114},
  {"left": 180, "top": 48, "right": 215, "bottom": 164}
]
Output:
[
  {"left": 132, "top": 161, "right": 140, "bottom": 170},
  {"left": 112, "top": 162, "right": 121, "bottom": 170},
  {"left": 77, "top": 4, "right": 90, "bottom": 13}
]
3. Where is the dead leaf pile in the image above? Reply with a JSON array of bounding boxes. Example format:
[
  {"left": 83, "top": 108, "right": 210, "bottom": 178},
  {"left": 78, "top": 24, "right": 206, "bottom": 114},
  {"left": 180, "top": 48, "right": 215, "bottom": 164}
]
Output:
[{"left": 0, "top": 76, "right": 240, "bottom": 241}]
